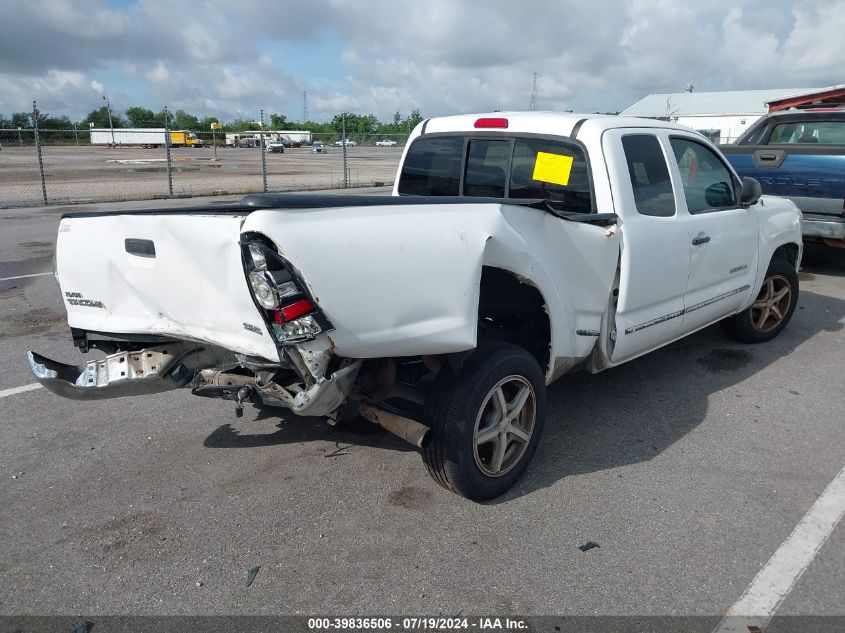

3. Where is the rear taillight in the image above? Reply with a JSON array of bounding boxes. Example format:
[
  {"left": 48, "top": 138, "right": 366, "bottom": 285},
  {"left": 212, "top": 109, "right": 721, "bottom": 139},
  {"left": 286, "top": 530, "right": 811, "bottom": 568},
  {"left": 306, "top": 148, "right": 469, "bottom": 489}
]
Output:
[{"left": 242, "top": 238, "right": 332, "bottom": 344}]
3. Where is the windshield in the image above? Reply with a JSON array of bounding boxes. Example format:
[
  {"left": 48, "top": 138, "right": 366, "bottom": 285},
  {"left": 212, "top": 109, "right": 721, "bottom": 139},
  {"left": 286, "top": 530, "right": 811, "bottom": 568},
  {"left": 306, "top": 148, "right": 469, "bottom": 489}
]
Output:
[{"left": 398, "top": 134, "right": 593, "bottom": 213}]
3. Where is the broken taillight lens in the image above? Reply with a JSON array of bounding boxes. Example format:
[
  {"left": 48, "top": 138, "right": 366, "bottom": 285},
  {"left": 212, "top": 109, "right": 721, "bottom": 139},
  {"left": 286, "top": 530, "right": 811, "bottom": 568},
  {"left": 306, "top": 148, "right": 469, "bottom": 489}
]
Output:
[
  {"left": 242, "top": 237, "right": 331, "bottom": 343},
  {"left": 248, "top": 243, "right": 268, "bottom": 270},
  {"left": 280, "top": 315, "right": 322, "bottom": 342}
]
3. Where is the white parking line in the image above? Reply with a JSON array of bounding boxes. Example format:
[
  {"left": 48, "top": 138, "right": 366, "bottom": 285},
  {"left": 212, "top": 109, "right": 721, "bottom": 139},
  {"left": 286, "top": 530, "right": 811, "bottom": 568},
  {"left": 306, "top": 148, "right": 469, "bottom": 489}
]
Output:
[
  {"left": 0, "top": 383, "right": 43, "bottom": 399},
  {"left": 0, "top": 272, "right": 52, "bottom": 282},
  {"left": 713, "top": 463, "right": 845, "bottom": 632}
]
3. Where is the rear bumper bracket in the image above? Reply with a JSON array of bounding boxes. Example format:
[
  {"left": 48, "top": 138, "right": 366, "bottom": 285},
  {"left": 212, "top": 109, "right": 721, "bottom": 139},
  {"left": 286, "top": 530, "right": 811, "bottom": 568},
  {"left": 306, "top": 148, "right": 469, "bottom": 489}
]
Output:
[{"left": 27, "top": 345, "right": 193, "bottom": 400}]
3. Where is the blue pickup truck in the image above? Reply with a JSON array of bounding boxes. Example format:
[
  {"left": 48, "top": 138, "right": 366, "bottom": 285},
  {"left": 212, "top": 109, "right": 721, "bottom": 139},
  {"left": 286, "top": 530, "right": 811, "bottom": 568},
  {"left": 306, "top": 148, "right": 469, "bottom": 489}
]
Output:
[{"left": 721, "top": 109, "right": 845, "bottom": 247}]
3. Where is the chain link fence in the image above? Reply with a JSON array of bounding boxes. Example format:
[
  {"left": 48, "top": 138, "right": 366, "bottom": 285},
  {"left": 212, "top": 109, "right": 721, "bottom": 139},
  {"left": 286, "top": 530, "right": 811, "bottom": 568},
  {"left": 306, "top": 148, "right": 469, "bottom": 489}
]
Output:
[{"left": 0, "top": 125, "right": 409, "bottom": 208}]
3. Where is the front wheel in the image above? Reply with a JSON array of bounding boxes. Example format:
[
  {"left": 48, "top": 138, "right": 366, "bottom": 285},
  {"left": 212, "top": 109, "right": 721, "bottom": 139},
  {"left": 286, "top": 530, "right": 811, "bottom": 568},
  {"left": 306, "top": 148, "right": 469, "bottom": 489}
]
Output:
[
  {"left": 723, "top": 258, "right": 799, "bottom": 343},
  {"left": 422, "top": 342, "right": 546, "bottom": 501}
]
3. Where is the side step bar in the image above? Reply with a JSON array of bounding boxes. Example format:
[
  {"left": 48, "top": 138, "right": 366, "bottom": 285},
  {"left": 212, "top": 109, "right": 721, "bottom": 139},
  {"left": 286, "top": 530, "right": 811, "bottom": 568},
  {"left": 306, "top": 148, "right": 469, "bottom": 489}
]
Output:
[{"left": 27, "top": 345, "right": 193, "bottom": 400}]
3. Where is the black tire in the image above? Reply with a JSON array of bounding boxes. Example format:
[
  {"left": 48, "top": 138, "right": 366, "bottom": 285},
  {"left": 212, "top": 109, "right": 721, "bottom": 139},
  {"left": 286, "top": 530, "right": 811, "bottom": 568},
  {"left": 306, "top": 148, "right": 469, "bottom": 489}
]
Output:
[
  {"left": 422, "top": 342, "right": 546, "bottom": 501},
  {"left": 723, "top": 258, "right": 799, "bottom": 343}
]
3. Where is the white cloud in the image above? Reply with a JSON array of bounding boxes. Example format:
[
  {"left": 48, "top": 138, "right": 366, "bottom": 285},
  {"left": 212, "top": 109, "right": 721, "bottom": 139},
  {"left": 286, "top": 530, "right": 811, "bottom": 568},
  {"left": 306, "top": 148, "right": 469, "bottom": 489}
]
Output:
[
  {"left": 145, "top": 61, "right": 171, "bottom": 84},
  {"left": 0, "top": 0, "right": 842, "bottom": 121},
  {"left": 783, "top": 0, "right": 845, "bottom": 78}
]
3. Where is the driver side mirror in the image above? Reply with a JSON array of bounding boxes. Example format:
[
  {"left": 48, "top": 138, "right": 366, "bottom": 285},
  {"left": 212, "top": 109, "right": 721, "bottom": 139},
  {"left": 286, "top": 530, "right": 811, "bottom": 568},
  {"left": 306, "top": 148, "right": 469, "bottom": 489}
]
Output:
[{"left": 739, "top": 176, "right": 763, "bottom": 206}]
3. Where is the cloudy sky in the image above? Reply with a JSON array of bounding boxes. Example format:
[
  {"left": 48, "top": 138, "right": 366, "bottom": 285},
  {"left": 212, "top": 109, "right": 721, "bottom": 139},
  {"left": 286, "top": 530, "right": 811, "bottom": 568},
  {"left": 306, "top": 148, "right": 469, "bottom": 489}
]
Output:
[{"left": 0, "top": 0, "right": 843, "bottom": 123}]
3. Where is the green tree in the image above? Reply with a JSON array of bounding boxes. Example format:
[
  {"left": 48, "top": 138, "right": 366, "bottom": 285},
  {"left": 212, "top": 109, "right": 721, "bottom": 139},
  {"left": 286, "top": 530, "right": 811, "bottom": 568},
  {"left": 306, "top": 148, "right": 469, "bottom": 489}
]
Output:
[
  {"left": 230, "top": 118, "right": 257, "bottom": 131},
  {"left": 198, "top": 116, "right": 221, "bottom": 131},
  {"left": 357, "top": 114, "right": 379, "bottom": 134},
  {"left": 155, "top": 108, "right": 175, "bottom": 127},
  {"left": 172, "top": 109, "right": 200, "bottom": 130},
  {"left": 11, "top": 112, "right": 33, "bottom": 128},
  {"left": 329, "top": 112, "right": 367, "bottom": 135},
  {"left": 125, "top": 106, "right": 157, "bottom": 127},
  {"left": 409, "top": 108, "right": 424, "bottom": 129},
  {"left": 36, "top": 113, "right": 73, "bottom": 129},
  {"left": 81, "top": 106, "right": 124, "bottom": 128},
  {"left": 269, "top": 113, "right": 288, "bottom": 129}
]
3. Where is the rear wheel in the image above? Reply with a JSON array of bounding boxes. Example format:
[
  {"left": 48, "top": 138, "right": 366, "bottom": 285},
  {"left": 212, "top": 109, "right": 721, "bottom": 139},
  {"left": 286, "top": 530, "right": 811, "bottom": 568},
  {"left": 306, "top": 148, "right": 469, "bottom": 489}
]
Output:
[
  {"left": 723, "top": 258, "right": 799, "bottom": 343},
  {"left": 422, "top": 342, "right": 546, "bottom": 501}
]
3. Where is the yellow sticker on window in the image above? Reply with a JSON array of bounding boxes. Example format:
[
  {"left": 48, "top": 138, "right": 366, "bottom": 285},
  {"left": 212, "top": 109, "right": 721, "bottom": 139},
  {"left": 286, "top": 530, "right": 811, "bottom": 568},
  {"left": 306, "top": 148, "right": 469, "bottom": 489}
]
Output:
[{"left": 532, "top": 152, "right": 574, "bottom": 186}]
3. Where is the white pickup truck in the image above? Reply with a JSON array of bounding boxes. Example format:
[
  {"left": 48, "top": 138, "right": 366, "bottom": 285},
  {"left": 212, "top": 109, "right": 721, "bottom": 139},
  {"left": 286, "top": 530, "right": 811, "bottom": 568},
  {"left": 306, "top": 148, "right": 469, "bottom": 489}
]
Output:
[{"left": 29, "top": 112, "right": 802, "bottom": 500}]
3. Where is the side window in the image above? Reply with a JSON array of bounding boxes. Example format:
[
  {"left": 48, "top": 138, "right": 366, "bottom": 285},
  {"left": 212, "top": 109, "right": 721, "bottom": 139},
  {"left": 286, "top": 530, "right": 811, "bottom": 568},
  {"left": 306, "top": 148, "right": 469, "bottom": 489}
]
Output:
[
  {"left": 770, "top": 121, "right": 845, "bottom": 144},
  {"left": 508, "top": 138, "right": 591, "bottom": 213},
  {"left": 397, "top": 137, "right": 463, "bottom": 195},
  {"left": 669, "top": 137, "right": 737, "bottom": 214},
  {"left": 620, "top": 134, "right": 675, "bottom": 217},
  {"left": 464, "top": 139, "right": 510, "bottom": 198}
]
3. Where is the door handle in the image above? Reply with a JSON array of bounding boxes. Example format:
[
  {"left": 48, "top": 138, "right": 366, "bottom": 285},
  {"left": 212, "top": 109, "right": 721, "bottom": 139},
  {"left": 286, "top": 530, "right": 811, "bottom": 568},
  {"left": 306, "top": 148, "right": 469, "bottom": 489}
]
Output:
[
  {"left": 125, "top": 238, "right": 156, "bottom": 257},
  {"left": 692, "top": 235, "right": 711, "bottom": 246}
]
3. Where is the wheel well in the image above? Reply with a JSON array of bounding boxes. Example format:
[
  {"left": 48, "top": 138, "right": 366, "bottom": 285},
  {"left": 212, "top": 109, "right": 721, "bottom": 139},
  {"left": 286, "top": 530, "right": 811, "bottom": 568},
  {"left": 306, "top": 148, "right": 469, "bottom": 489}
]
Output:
[
  {"left": 477, "top": 267, "right": 551, "bottom": 373},
  {"left": 772, "top": 243, "right": 800, "bottom": 268}
]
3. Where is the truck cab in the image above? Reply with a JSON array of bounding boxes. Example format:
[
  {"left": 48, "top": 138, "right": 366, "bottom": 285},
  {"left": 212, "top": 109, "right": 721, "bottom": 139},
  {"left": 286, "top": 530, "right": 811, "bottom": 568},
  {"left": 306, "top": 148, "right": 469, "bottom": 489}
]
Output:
[{"left": 170, "top": 130, "right": 204, "bottom": 148}]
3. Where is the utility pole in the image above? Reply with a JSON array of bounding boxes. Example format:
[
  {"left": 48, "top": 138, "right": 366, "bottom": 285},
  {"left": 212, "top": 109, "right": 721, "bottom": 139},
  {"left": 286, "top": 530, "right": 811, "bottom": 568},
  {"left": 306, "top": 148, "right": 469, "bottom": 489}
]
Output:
[
  {"left": 103, "top": 94, "right": 115, "bottom": 147},
  {"left": 341, "top": 114, "right": 348, "bottom": 188},
  {"left": 529, "top": 72, "right": 538, "bottom": 111},
  {"left": 32, "top": 101, "right": 48, "bottom": 205},
  {"left": 211, "top": 121, "right": 219, "bottom": 161},
  {"left": 163, "top": 106, "right": 173, "bottom": 196},
  {"left": 303, "top": 90, "right": 308, "bottom": 124},
  {"left": 259, "top": 108, "right": 267, "bottom": 193}
]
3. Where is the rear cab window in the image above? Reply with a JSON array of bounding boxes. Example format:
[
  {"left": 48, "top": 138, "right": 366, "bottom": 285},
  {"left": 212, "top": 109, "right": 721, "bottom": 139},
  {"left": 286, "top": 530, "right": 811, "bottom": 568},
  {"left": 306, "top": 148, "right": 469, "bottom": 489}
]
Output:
[
  {"left": 769, "top": 120, "right": 845, "bottom": 144},
  {"left": 398, "top": 133, "right": 593, "bottom": 213},
  {"left": 397, "top": 137, "right": 463, "bottom": 196}
]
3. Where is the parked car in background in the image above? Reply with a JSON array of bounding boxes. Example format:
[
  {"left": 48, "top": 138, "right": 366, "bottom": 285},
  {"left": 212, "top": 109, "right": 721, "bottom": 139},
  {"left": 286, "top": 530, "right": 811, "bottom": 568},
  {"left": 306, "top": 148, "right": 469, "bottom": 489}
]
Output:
[
  {"left": 311, "top": 141, "right": 327, "bottom": 153},
  {"left": 30, "top": 112, "right": 801, "bottom": 501},
  {"left": 265, "top": 140, "right": 285, "bottom": 154},
  {"left": 375, "top": 139, "right": 398, "bottom": 147},
  {"left": 721, "top": 108, "right": 845, "bottom": 248},
  {"left": 334, "top": 139, "right": 357, "bottom": 147}
]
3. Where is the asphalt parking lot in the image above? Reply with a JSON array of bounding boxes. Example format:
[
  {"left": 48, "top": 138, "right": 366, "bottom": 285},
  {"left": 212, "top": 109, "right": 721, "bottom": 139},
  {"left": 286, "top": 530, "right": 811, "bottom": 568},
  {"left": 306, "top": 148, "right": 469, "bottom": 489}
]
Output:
[
  {"left": 0, "top": 145, "right": 403, "bottom": 208},
  {"left": 1, "top": 196, "right": 844, "bottom": 624}
]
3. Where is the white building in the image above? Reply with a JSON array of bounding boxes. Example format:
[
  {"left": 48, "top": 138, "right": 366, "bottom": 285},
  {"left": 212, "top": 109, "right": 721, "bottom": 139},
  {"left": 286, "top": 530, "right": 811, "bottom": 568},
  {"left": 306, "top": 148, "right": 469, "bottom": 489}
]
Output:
[{"left": 620, "top": 88, "right": 812, "bottom": 143}]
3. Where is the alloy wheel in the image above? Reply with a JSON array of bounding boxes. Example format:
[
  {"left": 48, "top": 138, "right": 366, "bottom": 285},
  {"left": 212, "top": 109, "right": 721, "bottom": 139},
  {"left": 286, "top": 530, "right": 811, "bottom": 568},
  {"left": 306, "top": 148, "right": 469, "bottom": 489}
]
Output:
[
  {"left": 750, "top": 274, "right": 792, "bottom": 333},
  {"left": 472, "top": 375, "right": 536, "bottom": 477}
]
